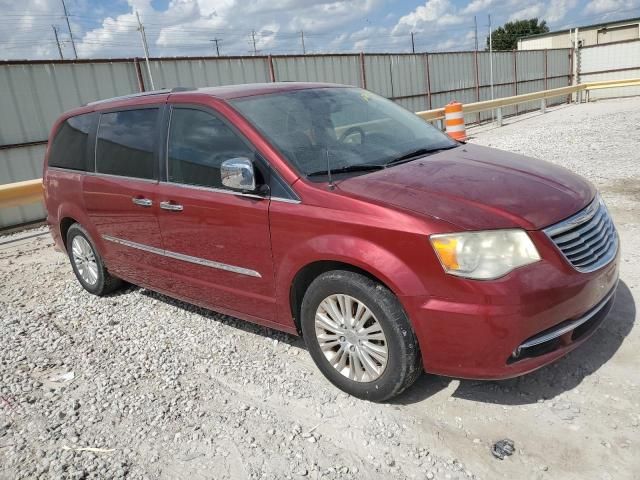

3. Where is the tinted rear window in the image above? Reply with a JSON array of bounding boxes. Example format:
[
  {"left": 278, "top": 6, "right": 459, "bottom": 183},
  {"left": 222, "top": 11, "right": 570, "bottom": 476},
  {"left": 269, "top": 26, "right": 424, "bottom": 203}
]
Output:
[
  {"left": 48, "top": 113, "right": 94, "bottom": 171},
  {"left": 96, "top": 109, "right": 158, "bottom": 180}
]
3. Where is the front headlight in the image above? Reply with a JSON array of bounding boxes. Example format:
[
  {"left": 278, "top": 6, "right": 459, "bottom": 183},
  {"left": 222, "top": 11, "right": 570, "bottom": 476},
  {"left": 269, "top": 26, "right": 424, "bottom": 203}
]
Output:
[{"left": 430, "top": 229, "right": 541, "bottom": 280}]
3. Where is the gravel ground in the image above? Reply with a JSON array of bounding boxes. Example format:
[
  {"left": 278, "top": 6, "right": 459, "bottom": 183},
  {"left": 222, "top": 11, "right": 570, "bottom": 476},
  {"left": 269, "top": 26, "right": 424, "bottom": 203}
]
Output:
[{"left": 1, "top": 97, "right": 639, "bottom": 480}]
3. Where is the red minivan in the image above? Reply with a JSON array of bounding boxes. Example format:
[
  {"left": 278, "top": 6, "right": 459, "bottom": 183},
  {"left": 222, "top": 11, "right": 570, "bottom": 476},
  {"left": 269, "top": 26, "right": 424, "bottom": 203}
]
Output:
[{"left": 43, "top": 83, "right": 620, "bottom": 401}]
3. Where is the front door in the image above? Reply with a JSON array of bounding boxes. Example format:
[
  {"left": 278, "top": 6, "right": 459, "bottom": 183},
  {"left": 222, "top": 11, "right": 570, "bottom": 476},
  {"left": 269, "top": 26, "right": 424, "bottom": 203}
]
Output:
[
  {"left": 83, "top": 107, "right": 164, "bottom": 286},
  {"left": 155, "top": 105, "right": 276, "bottom": 321}
]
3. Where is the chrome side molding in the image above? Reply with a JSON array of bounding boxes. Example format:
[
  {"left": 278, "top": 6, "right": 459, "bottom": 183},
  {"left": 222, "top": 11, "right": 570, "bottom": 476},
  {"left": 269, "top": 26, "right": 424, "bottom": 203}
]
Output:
[{"left": 102, "top": 234, "right": 262, "bottom": 278}]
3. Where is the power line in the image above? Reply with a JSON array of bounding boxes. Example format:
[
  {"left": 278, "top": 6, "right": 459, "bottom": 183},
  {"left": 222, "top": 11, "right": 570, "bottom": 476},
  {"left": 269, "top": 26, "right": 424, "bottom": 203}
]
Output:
[{"left": 6, "top": 4, "right": 639, "bottom": 60}]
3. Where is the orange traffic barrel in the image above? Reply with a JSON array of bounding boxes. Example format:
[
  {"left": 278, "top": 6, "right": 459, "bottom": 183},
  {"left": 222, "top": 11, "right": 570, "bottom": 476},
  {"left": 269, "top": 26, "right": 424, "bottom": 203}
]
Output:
[{"left": 444, "top": 101, "right": 467, "bottom": 141}]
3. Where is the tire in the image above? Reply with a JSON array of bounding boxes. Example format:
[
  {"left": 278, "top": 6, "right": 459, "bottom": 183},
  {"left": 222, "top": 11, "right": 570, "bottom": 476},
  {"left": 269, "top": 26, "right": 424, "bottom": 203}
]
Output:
[
  {"left": 66, "top": 223, "right": 122, "bottom": 296},
  {"left": 301, "top": 270, "right": 422, "bottom": 402}
]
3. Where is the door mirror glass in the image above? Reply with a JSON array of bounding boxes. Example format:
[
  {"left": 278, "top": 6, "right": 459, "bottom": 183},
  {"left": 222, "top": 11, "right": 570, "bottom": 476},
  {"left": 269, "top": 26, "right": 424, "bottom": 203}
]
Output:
[{"left": 221, "top": 157, "right": 256, "bottom": 191}]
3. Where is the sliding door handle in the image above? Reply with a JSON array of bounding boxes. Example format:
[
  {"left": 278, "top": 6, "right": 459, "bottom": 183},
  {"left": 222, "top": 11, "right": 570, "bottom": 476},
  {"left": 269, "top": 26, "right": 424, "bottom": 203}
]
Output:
[
  {"left": 160, "top": 201, "right": 183, "bottom": 212},
  {"left": 132, "top": 197, "right": 153, "bottom": 207}
]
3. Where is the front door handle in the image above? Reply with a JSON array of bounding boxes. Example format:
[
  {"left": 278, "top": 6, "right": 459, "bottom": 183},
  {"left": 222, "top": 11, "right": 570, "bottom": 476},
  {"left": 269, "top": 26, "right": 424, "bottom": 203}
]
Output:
[
  {"left": 160, "top": 201, "right": 184, "bottom": 212},
  {"left": 132, "top": 197, "right": 153, "bottom": 207}
]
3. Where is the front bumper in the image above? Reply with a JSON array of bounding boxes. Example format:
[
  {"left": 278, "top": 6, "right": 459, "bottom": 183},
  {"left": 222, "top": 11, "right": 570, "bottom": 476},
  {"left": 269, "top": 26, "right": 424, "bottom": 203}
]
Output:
[{"left": 402, "top": 236, "right": 620, "bottom": 380}]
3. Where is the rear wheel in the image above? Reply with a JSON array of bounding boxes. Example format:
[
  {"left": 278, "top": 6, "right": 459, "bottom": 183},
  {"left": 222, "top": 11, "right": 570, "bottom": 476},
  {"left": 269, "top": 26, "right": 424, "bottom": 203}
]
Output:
[
  {"left": 301, "top": 270, "right": 422, "bottom": 402},
  {"left": 66, "top": 223, "right": 122, "bottom": 296}
]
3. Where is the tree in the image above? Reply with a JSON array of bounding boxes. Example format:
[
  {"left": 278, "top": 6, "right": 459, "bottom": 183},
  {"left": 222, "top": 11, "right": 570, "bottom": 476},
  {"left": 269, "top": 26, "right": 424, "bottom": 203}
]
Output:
[{"left": 487, "top": 18, "right": 549, "bottom": 50}]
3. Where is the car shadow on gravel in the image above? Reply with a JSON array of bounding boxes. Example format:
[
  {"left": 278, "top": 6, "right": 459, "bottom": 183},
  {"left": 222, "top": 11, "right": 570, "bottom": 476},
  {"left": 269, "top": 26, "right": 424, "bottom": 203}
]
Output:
[
  {"left": 136, "top": 288, "right": 305, "bottom": 348},
  {"left": 394, "top": 281, "right": 636, "bottom": 406}
]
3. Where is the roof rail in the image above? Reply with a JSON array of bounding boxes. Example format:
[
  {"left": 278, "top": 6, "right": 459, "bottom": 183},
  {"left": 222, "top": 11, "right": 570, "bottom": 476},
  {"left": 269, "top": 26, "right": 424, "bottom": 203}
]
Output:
[{"left": 86, "top": 87, "right": 195, "bottom": 106}]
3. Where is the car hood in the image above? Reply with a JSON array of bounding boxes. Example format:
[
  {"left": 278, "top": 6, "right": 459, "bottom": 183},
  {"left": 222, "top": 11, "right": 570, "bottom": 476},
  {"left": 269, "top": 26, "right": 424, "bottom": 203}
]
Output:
[{"left": 337, "top": 144, "right": 595, "bottom": 231}]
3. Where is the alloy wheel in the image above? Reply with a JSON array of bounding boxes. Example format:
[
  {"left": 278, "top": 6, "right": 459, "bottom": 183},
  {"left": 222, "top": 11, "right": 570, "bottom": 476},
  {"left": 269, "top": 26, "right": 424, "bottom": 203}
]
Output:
[
  {"left": 314, "top": 294, "right": 388, "bottom": 382},
  {"left": 71, "top": 236, "right": 99, "bottom": 286}
]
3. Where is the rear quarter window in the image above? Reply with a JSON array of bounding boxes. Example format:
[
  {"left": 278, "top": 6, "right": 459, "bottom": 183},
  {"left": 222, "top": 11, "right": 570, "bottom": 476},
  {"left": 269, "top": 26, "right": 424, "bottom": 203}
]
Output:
[
  {"left": 48, "top": 113, "right": 95, "bottom": 171},
  {"left": 95, "top": 109, "right": 159, "bottom": 180}
]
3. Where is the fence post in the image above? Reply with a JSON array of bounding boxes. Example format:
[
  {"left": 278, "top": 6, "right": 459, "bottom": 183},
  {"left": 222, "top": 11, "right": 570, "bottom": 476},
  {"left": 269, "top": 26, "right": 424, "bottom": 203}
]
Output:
[
  {"left": 544, "top": 49, "right": 549, "bottom": 90},
  {"left": 474, "top": 50, "right": 480, "bottom": 124},
  {"left": 575, "top": 44, "right": 582, "bottom": 103},
  {"left": 573, "top": 28, "right": 580, "bottom": 103},
  {"left": 542, "top": 49, "right": 548, "bottom": 113},
  {"left": 425, "top": 52, "right": 433, "bottom": 110},
  {"left": 359, "top": 52, "right": 367, "bottom": 89},
  {"left": 268, "top": 55, "right": 276, "bottom": 82},
  {"left": 496, "top": 107, "right": 503, "bottom": 127},
  {"left": 134, "top": 58, "right": 146, "bottom": 92},
  {"left": 513, "top": 50, "right": 518, "bottom": 116}
]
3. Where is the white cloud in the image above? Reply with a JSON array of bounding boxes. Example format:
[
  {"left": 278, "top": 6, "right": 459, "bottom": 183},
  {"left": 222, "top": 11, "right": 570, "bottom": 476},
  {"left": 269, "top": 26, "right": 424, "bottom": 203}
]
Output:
[
  {"left": 508, "top": 3, "right": 546, "bottom": 20},
  {"left": 544, "top": 0, "right": 578, "bottom": 22},
  {"left": 461, "top": 0, "right": 496, "bottom": 14},
  {"left": 393, "top": 0, "right": 458, "bottom": 35},
  {"left": 584, "top": 0, "right": 637, "bottom": 13}
]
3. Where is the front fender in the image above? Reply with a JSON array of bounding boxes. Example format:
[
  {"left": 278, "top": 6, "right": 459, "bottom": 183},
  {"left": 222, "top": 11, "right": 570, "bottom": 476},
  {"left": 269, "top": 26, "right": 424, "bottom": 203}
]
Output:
[{"left": 273, "top": 233, "right": 428, "bottom": 326}]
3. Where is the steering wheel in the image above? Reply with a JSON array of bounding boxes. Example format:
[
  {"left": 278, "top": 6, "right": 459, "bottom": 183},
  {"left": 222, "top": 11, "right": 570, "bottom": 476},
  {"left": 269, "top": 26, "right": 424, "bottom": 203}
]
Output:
[{"left": 339, "top": 126, "right": 365, "bottom": 144}]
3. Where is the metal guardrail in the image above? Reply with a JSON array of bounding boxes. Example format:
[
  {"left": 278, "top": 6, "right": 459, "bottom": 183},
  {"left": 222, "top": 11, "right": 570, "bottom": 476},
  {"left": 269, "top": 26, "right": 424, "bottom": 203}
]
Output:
[
  {"left": 2, "top": 77, "right": 639, "bottom": 212},
  {"left": 0, "top": 179, "right": 43, "bottom": 209},
  {"left": 416, "top": 77, "right": 640, "bottom": 121}
]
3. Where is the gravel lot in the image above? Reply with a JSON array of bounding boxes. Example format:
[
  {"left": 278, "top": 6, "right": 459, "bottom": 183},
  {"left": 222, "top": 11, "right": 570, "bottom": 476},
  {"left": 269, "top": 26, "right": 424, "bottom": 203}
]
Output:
[{"left": 1, "top": 97, "right": 639, "bottom": 480}]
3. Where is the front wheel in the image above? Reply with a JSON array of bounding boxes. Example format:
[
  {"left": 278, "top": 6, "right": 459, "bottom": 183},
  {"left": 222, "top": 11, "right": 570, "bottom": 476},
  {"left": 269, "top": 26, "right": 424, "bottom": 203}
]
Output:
[{"left": 301, "top": 270, "right": 422, "bottom": 402}]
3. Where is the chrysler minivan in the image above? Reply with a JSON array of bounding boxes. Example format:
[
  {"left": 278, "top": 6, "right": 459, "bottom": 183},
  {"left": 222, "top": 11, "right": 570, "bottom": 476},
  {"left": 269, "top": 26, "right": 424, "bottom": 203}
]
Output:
[{"left": 44, "top": 83, "right": 620, "bottom": 401}]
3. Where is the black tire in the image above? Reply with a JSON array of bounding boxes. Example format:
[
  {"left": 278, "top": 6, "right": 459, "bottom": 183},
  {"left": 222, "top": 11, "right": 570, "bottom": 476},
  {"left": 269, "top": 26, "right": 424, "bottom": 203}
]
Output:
[
  {"left": 66, "top": 223, "right": 122, "bottom": 296},
  {"left": 300, "top": 270, "right": 422, "bottom": 402}
]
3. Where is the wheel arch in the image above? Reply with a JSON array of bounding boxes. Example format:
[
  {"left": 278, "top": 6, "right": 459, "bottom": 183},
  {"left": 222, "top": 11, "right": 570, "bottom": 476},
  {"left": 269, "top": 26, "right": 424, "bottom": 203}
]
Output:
[
  {"left": 59, "top": 216, "right": 78, "bottom": 249},
  {"left": 54, "top": 201, "right": 102, "bottom": 252},
  {"left": 289, "top": 260, "right": 398, "bottom": 336}
]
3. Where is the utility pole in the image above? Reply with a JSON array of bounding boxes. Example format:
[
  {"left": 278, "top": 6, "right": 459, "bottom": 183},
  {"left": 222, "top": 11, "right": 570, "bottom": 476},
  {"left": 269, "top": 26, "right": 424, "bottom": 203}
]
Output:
[
  {"left": 300, "top": 31, "right": 306, "bottom": 54},
  {"left": 489, "top": 14, "right": 496, "bottom": 122},
  {"left": 60, "top": 0, "right": 77, "bottom": 59},
  {"left": 52, "top": 25, "right": 64, "bottom": 60},
  {"left": 251, "top": 30, "right": 258, "bottom": 56},
  {"left": 210, "top": 38, "right": 221, "bottom": 56},
  {"left": 136, "top": 11, "right": 155, "bottom": 90},
  {"left": 411, "top": 32, "right": 415, "bottom": 53},
  {"left": 473, "top": 16, "right": 478, "bottom": 50}
]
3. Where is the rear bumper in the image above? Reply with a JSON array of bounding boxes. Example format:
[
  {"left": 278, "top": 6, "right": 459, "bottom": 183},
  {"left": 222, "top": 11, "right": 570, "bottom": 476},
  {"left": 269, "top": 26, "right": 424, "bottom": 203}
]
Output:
[{"left": 402, "top": 249, "right": 620, "bottom": 380}]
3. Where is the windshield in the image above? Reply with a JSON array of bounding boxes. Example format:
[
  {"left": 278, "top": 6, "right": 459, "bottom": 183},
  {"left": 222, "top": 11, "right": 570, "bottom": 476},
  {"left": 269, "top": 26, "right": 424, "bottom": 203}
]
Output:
[{"left": 230, "top": 87, "right": 457, "bottom": 179}]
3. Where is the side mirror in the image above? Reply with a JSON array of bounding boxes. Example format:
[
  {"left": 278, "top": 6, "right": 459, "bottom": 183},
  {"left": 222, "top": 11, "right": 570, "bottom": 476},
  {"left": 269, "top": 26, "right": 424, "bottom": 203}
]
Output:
[{"left": 221, "top": 157, "right": 256, "bottom": 192}]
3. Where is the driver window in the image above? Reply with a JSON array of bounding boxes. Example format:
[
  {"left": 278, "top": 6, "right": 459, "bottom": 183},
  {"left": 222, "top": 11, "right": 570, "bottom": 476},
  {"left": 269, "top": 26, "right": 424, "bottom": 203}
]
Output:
[{"left": 167, "top": 108, "right": 253, "bottom": 189}]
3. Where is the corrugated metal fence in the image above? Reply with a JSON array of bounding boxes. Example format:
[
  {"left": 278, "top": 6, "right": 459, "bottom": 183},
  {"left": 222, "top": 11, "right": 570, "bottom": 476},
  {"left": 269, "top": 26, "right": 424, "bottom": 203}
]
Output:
[
  {"left": 579, "top": 39, "right": 640, "bottom": 99},
  {"left": 0, "top": 49, "right": 571, "bottom": 228}
]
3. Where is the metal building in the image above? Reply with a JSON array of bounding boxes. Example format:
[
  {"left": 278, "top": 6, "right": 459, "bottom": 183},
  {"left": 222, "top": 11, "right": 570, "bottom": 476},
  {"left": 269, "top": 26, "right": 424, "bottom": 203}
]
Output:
[{"left": 518, "top": 17, "right": 640, "bottom": 50}]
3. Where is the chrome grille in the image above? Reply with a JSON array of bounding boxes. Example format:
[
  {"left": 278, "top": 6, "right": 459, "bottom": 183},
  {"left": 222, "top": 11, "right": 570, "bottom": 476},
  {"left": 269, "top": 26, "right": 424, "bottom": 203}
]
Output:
[{"left": 544, "top": 196, "right": 618, "bottom": 273}]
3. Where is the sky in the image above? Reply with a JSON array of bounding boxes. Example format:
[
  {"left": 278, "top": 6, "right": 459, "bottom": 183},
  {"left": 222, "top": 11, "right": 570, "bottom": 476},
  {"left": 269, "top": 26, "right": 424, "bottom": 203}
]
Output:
[{"left": 1, "top": 0, "right": 639, "bottom": 60}]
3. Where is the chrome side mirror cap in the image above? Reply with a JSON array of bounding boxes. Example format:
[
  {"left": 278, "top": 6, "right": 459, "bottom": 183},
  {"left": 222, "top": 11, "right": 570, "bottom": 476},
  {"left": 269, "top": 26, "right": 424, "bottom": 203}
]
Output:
[{"left": 221, "top": 157, "right": 256, "bottom": 192}]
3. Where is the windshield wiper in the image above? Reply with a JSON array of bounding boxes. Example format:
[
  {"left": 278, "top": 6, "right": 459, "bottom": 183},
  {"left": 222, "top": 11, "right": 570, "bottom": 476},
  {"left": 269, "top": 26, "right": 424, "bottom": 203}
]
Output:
[
  {"left": 385, "top": 145, "right": 458, "bottom": 166},
  {"left": 306, "top": 164, "right": 385, "bottom": 177}
]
